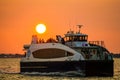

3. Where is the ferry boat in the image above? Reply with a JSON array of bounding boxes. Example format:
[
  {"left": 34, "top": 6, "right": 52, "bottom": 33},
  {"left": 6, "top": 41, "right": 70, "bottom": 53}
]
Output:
[{"left": 20, "top": 25, "right": 114, "bottom": 76}]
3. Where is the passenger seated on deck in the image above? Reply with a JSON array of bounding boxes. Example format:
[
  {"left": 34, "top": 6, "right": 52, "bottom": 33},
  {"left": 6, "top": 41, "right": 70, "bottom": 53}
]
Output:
[
  {"left": 61, "top": 38, "right": 65, "bottom": 44},
  {"left": 46, "top": 38, "right": 57, "bottom": 43},
  {"left": 39, "top": 39, "right": 45, "bottom": 43}
]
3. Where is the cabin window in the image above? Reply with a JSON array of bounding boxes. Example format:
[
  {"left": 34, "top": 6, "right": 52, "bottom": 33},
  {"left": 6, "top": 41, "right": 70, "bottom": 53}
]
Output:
[
  {"left": 66, "top": 35, "right": 88, "bottom": 41},
  {"left": 74, "top": 36, "right": 80, "bottom": 41},
  {"left": 32, "top": 48, "right": 74, "bottom": 59},
  {"left": 79, "top": 36, "right": 88, "bottom": 41},
  {"left": 66, "top": 37, "right": 69, "bottom": 41},
  {"left": 69, "top": 36, "right": 73, "bottom": 41},
  {"left": 66, "top": 52, "right": 74, "bottom": 56},
  {"left": 83, "top": 36, "right": 87, "bottom": 41},
  {"left": 80, "top": 36, "right": 83, "bottom": 41}
]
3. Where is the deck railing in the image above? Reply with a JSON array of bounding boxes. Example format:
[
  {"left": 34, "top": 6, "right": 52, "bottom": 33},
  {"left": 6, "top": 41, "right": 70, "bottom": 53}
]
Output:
[{"left": 89, "top": 41, "right": 105, "bottom": 48}]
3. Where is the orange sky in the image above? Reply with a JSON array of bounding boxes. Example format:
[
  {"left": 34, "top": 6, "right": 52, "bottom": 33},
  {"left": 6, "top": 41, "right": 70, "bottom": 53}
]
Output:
[{"left": 0, "top": 0, "right": 120, "bottom": 54}]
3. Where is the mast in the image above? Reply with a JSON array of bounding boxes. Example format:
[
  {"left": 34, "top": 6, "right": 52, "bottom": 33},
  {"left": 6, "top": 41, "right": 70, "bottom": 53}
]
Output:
[{"left": 77, "top": 25, "right": 83, "bottom": 33}]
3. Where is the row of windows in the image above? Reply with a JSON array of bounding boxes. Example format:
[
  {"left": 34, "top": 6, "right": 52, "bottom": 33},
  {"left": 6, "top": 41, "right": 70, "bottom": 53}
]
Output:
[
  {"left": 32, "top": 48, "right": 73, "bottom": 59},
  {"left": 65, "top": 36, "right": 88, "bottom": 41}
]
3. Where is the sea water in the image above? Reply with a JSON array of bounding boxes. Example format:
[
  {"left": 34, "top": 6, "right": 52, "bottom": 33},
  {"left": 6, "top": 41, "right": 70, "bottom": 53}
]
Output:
[{"left": 0, "top": 58, "right": 120, "bottom": 80}]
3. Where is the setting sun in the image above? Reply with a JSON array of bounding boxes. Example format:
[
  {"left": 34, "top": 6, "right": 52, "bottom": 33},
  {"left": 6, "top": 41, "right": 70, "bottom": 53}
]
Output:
[{"left": 36, "top": 24, "right": 46, "bottom": 34}]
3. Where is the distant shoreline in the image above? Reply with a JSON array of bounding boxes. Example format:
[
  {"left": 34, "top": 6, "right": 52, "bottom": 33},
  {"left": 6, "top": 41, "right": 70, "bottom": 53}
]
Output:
[
  {"left": 0, "top": 54, "right": 24, "bottom": 58},
  {"left": 0, "top": 53, "right": 120, "bottom": 58}
]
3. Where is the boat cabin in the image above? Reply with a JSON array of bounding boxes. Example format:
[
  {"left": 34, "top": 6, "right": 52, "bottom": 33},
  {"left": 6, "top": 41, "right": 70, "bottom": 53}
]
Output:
[
  {"left": 63, "top": 30, "right": 89, "bottom": 47},
  {"left": 64, "top": 31, "right": 88, "bottom": 42}
]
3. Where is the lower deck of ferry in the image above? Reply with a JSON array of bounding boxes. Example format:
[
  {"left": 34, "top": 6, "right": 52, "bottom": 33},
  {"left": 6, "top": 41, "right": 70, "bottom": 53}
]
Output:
[{"left": 20, "top": 60, "right": 113, "bottom": 76}]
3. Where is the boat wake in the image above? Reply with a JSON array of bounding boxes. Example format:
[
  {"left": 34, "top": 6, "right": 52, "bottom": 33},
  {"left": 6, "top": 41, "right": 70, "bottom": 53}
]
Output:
[{"left": 21, "top": 71, "right": 85, "bottom": 77}]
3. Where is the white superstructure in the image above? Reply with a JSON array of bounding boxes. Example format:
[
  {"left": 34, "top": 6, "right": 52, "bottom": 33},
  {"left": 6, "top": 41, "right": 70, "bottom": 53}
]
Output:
[{"left": 21, "top": 35, "right": 85, "bottom": 62}]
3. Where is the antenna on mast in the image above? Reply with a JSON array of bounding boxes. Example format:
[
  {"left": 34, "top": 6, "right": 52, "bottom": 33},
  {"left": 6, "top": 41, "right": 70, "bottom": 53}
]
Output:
[
  {"left": 68, "top": 20, "right": 72, "bottom": 31},
  {"left": 77, "top": 25, "right": 83, "bottom": 33}
]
